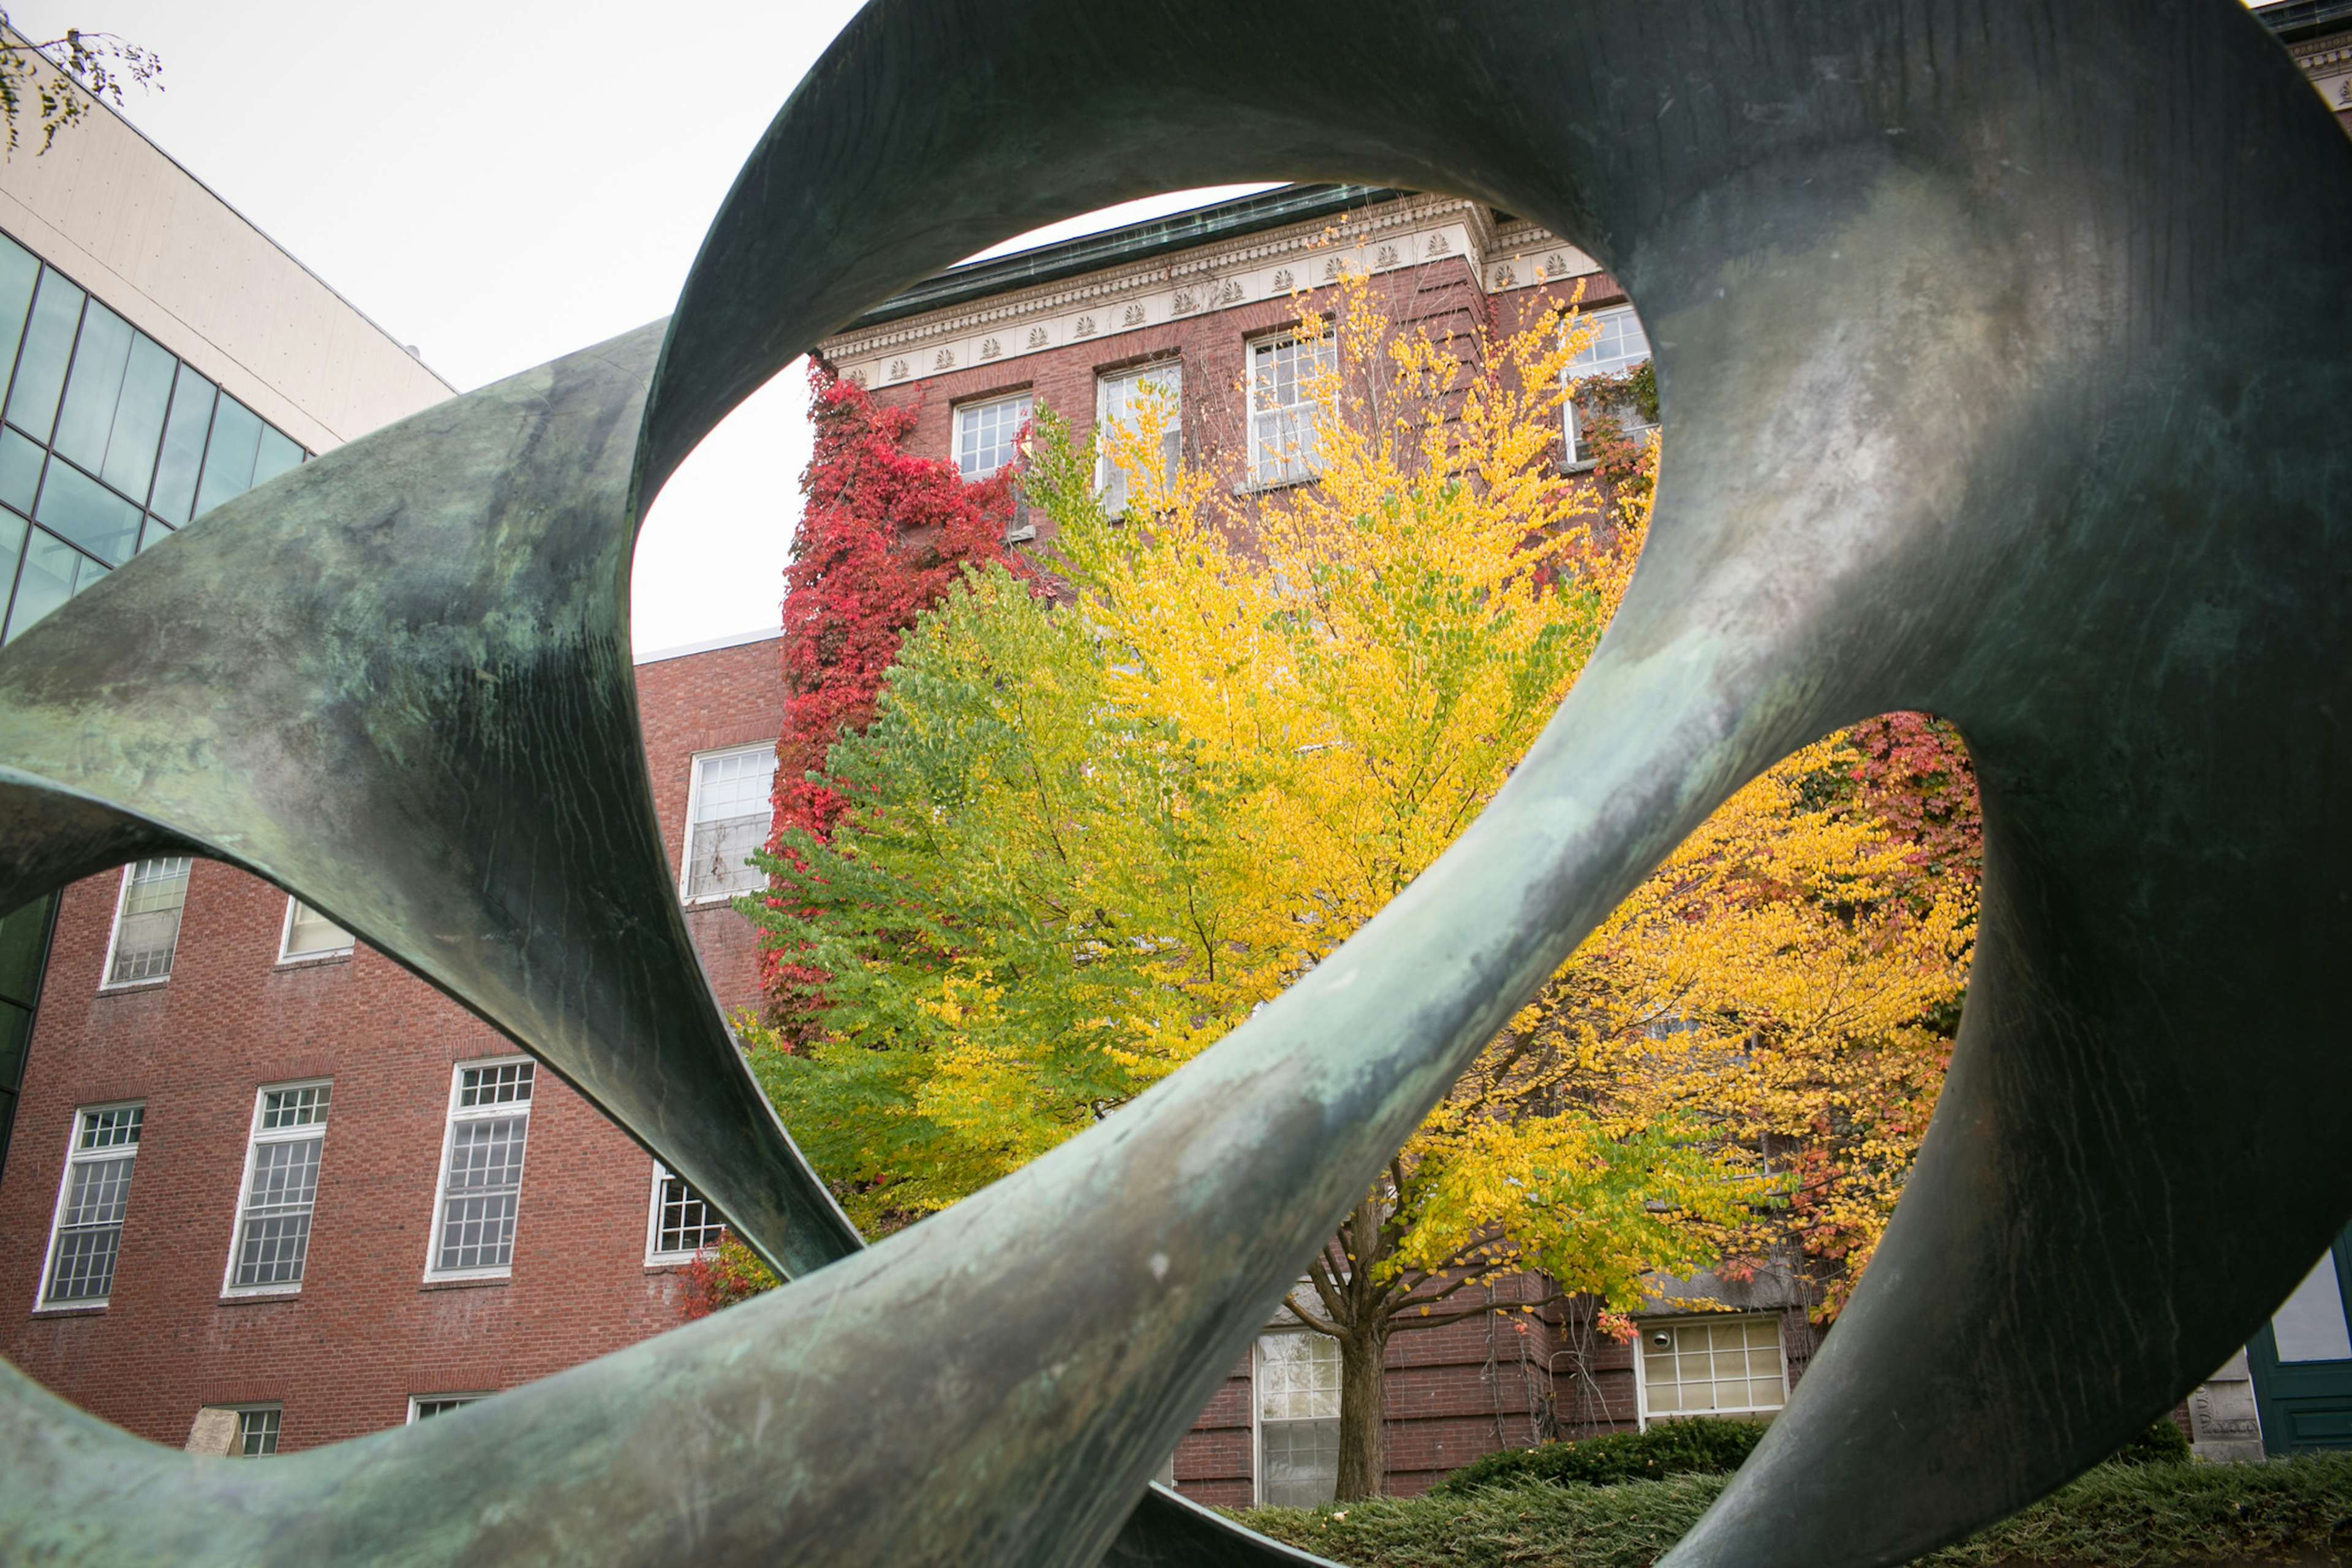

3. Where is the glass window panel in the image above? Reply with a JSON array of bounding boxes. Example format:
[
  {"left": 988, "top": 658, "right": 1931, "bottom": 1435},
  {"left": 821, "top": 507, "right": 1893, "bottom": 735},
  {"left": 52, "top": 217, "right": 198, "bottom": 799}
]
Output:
[
  {"left": 232, "top": 1134, "right": 323, "bottom": 1287},
  {"left": 685, "top": 748, "right": 778, "bottom": 899},
  {"left": 192, "top": 396, "right": 262, "bottom": 519},
  {"left": 147, "top": 365, "right": 215, "bottom": 526},
  {"left": 282, "top": 900, "right": 353, "bottom": 959},
  {"left": 0, "top": 235, "right": 42, "bottom": 391},
  {"left": 412, "top": 1397, "right": 479, "bottom": 1421},
  {"left": 0, "top": 508, "right": 23, "bottom": 623},
  {"left": 0, "top": 426, "right": 42, "bottom": 512},
  {"left": 953, "top": 393, "right": 1032, "bottom": 479},
  {"left": 137, "top": 516, "right": 173, "bottom": 554},
  {"left": 4, "top": 528, "right": 88, "bottom": 643},
  {"left": 50, "top": 301, "right": 133, "bottom": 470},
  {"left": 4, "top": 269, "right": 85, "bottom": 442},
  {"left": 107, "top": 857, "right": 189, "bottom": 984},
  {"left": 236, "top": 1408, "right": 279, "bottom": 1457},
  {"left": 249, "top": 427, "right": 303, "bottom": 489},
  {"left": 1096, "top": 362, "right": 1183, "bottom": 514},
  {"left": 43, "top": 1105, "right": 143, "bottom": 1305},
  {"left": 653, "top": 1165, "right": 724, "bottom": 1256},
  {"left": 2272, "top": 1251, "right": 2352, "bottom": 1363},
  {"left": 1248, "top": 336, "right": 1332, "bottom": 486},
  {"left": 1648, "top": 1384, "right": 1683, "bottom": 1413},
  {"left": 99, "top": 334, "right": 177, "bottom": 501},
  {"left": 1261, "top": 1417, "right": 1340, "bottom": 1507},
  {"left": 34, "top": 459, "right": 140, "bottom": 564}
]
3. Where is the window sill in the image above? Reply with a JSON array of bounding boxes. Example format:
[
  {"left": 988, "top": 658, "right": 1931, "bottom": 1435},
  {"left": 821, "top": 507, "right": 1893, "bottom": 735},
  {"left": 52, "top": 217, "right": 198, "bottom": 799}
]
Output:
[
  {"left": 1561, "top": 457, "right": 1600, "bottom": 474},
  {"left": 681, "top": 893, "right": 755, "bottom": 910},
  {"left": 644, "top": 1256, "right": 698, "bottom": 1272},
  {"left": 95, "top": 978, "right": 169, "bottom": 995},
  {"left": 31, "top": 1301, "right": 107, "bottom": 1316},
  {"left": 1232, "top": 475, "right": 1319, "bottom": 497},
  {"left": 273, "top": 949, "right": 353, "bottom": 971},
  {"left": 420, "top": 1273, "right": 511, "bottom": 1292},
  {"left": 218, "top": 1288, "right": 301, "bottom": 1305}
]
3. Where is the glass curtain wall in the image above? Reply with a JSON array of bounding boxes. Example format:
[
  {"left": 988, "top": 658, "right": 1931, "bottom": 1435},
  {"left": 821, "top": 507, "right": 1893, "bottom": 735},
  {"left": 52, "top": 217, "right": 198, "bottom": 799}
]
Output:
[{"left": 0, "top": 226, "right": 309, "bottom": 643}]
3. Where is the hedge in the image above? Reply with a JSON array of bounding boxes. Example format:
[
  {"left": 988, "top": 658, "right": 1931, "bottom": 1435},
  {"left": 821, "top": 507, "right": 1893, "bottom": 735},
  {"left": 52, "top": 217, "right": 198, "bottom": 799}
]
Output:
[
  {"left": 1435, "top": 1419, "right": 2190, "bottom": 1497},
  {"left": 1233, "top": 1451, "right": 2352, "bottom": 1568}
]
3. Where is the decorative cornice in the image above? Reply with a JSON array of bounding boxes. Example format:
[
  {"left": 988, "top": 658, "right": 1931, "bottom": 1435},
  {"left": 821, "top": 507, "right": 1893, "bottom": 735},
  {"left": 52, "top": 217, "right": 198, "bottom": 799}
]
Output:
[{"left": 820, "top": 194, "right": 1600, "bottom": 395}]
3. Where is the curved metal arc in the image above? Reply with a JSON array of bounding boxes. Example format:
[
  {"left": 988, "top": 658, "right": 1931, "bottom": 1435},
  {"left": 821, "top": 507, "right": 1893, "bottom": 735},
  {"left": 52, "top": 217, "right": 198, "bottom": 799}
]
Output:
[{"left": 0, "top": 321, "right": 859, "bottom": 1282}]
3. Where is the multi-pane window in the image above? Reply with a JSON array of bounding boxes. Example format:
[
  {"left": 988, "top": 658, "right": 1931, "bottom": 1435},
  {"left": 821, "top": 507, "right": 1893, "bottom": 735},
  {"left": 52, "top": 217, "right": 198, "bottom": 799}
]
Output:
[
  {"left": 409, "top": 1395, "right": 484, "bottom": 1422},
  {"left": 428, "top": 1060, "right": 533, "bottom": 1278},
  {"left": 278, "top": 897, "right": 354, "bottom": 962},
  {"left": 102, "top": 857, "right": 190, "bottom": 987},
  {"left": 1638, "top": 1314, "right": 1788, "bottom": 1424},
  {"left": 1563, "top": 304, "right": 1655, "bottom": 465},
  {"left": 953, "top": 391, "right": 1032, "bottom": 480},
  {"left": 0, "top": 227, "right": 307, "bottom": 644},
  {"left": 1255, "top": 1330, "right": 1343, "bottom": 1507},
  {"left": 682, "top": 744, "right": 778, "bottom": 902},
  {"left": 1095, "top": 361, "right": 1184, "bottom": 514},
  {"left": 235, "top": 1407, "right": 281, "bottom": 1457},
  {"left": 1247, "top": 335, "right": 1335, "bottom": 487},
  {"left": 225, "top": 1082, "right": 331, "bottom": 1293},
  {"left": 40, "top": 1103, "right": 143, "bottom": 1306},
  {"left": 647, "top": 1161, "right": 725, "bottom": 1262}
]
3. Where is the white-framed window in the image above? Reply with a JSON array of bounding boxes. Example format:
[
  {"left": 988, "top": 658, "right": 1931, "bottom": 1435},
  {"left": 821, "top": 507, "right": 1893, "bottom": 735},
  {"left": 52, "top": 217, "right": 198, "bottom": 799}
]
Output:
[
  {"left": 1634, "top": 1313, "right": 1789, "bottom": 1427},
  {"left": 36, "top": 1102, "right": 143, "bottom": 1309},
  {"left": 424, "top": 1059, "right": 534, "bottom": 1281},
  {"left": 954, "top": 391, "right": 1033, "bottom": 479},
  {"left": 407, "top": 1393, "right": 487, "bottom": 1423},
  {"left": 680, "top": 744, "right": 778, "bottom": 902},
  {"left": 235, "top": 1406, "right": 281, "bottom": 1457},
  {"left": 277, "top": 897, "right": 353, "bottom": 963},
  {"left": 646, "top": 1161, "right": 725, "bottom": 1264},
  {"left": 1253, "top": 1329, "right": 1343, "bottom": 1507},
  {"left": 1095, "top": 360, "right": 1183, "bottom": 513},
  {"left": 1247, "top": 334, "right": 1335, "bottom": 488},
  {"left": 222, "top": 1082, "right": 331, "bottom": 1295},
  {"left": 1562, "top": 304, "right": 1656, "bottom": 466},
  {"left": 100, "top": 857, "right": 190, "bottom": 987}
]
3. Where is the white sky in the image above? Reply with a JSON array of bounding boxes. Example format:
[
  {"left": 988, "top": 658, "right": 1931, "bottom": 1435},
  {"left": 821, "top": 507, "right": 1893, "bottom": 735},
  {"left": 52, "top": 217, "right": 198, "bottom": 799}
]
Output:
[{"left": 9, "top": 0, "right": 1271, "bottom": 653}]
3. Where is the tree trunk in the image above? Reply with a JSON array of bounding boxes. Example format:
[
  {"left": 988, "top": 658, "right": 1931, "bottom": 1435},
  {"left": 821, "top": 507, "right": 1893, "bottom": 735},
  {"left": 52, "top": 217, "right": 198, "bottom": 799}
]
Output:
[{"left": 1332, "top": 1324, "right": 1391, "bottom": 1501}]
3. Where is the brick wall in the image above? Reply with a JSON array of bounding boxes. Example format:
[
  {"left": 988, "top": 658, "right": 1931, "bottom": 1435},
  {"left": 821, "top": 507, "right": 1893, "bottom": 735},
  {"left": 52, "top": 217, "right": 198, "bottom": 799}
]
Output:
[{"left": 0, "top": 635, "right": 783, "bottom": 1452}]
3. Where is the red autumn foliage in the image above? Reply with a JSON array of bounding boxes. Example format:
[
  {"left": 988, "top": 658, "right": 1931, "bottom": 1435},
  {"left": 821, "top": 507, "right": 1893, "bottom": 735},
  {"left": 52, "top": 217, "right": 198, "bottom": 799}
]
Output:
[
  {"left": 1845, "top": 711, "right": 1983, "bottom": 892},
  {"left": 759, "top": 364, "right": 1023, "bottom": 1017},
  {"left": 676, "top": 1234, "right": 778, "bottom": 1321}
]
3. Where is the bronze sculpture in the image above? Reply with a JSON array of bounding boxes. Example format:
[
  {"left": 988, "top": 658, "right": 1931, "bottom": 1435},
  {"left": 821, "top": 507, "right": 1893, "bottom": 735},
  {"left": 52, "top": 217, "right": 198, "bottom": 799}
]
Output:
[{"left": 1, "top": 1, "right": 2346, "bottom": 1563}]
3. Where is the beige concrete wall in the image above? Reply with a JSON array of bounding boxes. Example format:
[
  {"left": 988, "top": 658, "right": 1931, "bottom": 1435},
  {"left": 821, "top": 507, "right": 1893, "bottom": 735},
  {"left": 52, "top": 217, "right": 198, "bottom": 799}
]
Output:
[{"left": 0, "top": 43, "right": 453, "bottom": 452}]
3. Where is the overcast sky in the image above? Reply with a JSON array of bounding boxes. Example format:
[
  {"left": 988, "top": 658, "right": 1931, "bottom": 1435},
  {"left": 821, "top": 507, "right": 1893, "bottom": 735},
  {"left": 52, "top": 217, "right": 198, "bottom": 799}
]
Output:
[{"left": 10, "top": 0, "right": 1269, "bottom": 653}]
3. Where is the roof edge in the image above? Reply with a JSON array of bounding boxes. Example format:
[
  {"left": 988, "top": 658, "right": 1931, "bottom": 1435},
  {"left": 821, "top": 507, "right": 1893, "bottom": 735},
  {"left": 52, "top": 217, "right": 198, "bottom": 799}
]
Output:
[
  {"left": 633, "top": 626, "right": 782, "bottom": 666},
  {"left": 838, "top": 183, "right": 1415, "bottom": 332}
]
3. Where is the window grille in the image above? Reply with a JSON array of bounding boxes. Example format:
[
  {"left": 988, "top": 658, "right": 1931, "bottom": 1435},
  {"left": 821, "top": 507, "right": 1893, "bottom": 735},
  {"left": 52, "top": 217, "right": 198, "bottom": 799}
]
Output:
[
  {"left": 1095, "top": 362, "right": 1183, "bottom": 514},
  {"left": 683, "top": 746, "right": 777, "bottom": 901},
  {"left": 954, "top": 392, "right": 1033, "bottom": 480},
  {"left": 429, "top": 1061, "right": 533, "bottom": 1277},
  {"left": 409, "top": 1395, "right": 483, "bottom": 1422},
  {"left": 1247, "top": 336, "right": 1333, "bottom": 487},
  {"left": 648, "top": 1163, "right": 725, "bottom": 1260},
  {"left": 280, "top": 899, "right": 353, "bottom": 960},
  {"left": 235, "top": 1407, "right": 281, "bottom": 1457},
  {"left": 1255, "top": 1330, "right": 1343, "bottom": 1506},
  {"left": 41, "top": 1103, "right": 142, "bottom": 1305},
  {"left": 104, "top": 858, "right": 190, "bottom": 985},
  {"left": 227, "top": 1083, "right": 330, "bottom": 1291},
  {"left": 1638, "top": 1314, "right": 1788, "bottom": 1423}
]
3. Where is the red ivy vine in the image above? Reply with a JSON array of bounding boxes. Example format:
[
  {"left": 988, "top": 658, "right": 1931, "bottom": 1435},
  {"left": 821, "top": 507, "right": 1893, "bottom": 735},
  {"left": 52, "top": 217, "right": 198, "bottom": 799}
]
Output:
[{"left": 760, "top": 363, "right": 1024, "bottom": 1024}]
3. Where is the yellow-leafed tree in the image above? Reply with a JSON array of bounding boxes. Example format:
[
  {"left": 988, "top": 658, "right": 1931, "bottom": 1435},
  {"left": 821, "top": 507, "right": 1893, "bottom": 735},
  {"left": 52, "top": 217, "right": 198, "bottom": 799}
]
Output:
[{"left": 745, "top": 271, "right": 1975, "bottom": 1499}]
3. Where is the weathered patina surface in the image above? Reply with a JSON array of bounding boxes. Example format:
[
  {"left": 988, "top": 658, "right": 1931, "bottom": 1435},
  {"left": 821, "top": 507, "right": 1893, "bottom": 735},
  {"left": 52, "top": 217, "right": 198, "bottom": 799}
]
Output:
[{"left": 2, "top": 2, "right": 2346, "bottom": 1564}]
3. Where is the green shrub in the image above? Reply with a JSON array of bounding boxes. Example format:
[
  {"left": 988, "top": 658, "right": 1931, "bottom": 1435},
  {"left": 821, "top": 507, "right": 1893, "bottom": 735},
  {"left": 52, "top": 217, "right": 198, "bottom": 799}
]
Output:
[
  {"left": 1235, "top": 1452, "right": 2352, "bottom": 1568},
  {"left": 2108, "top": 1417, "right": 2193, "bottom": 1466},
  {"left": 1433, "top": 1418, "right": 1767, "bottom": 1496}
]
